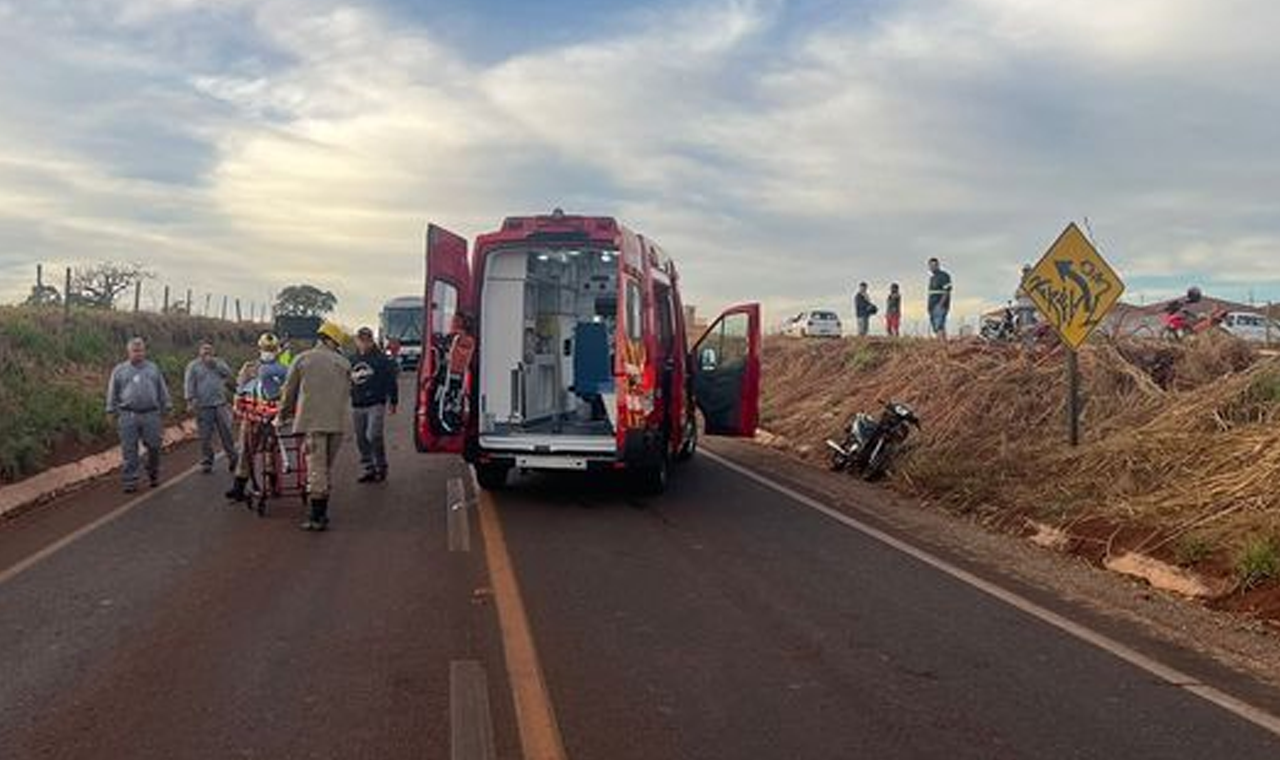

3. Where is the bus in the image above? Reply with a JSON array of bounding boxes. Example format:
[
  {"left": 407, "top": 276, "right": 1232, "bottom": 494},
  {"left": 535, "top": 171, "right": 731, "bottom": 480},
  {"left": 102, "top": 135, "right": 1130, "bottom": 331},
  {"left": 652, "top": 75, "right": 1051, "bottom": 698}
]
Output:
[{"left": 379, "top": 295, "right": 425, "bottom": 369}]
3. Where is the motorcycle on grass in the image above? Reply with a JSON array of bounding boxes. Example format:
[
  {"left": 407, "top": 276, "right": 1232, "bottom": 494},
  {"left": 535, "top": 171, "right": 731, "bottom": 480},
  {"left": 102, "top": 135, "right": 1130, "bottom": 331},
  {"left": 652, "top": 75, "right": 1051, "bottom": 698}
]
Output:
[{"left": 825, "top": 402, "right": 920, "bottom": 481}]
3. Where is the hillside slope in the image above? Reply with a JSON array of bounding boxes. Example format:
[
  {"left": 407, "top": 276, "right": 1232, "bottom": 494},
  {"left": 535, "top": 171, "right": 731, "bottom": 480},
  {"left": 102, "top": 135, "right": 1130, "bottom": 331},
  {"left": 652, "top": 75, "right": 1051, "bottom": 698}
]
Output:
[
  {"left": 760, "top": 334, "right": 1280, "bottom": 599},
  {"left": 0, "top": 307, "right": 264, "bottom": 482}
]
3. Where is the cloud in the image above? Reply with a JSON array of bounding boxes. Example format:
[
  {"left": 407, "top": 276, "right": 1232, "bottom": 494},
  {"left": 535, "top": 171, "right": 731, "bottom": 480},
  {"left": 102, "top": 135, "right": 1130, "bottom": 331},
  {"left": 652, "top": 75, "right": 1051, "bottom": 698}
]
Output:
[{"left": 0, "top": 0, "right": 1277, "bottom": 331}]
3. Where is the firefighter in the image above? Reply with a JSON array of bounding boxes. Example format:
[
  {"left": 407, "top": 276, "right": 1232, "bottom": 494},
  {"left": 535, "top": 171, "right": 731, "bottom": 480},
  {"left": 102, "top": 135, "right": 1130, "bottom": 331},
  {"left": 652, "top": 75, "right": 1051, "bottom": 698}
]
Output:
[{"left": 278, "top": 322, "right": 352, "bottom": 531}]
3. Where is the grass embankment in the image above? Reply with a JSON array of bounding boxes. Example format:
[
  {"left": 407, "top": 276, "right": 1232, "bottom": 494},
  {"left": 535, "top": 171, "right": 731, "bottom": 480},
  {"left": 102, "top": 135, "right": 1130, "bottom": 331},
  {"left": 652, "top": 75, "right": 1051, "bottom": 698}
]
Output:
[
  {"left": 0, "top": 306, "right": 264, "bottom": 483},
  {"left": 761, "top": 334, "right": 1280, "bottom": 603}
]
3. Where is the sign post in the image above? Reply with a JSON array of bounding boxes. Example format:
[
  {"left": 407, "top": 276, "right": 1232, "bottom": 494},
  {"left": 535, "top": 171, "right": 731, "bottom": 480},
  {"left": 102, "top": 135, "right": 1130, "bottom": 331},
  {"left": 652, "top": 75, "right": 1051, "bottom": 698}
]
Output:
[
  {"left": 1066, "top": 349, "right": 1081, "bottom": 446},
  {"left": 1022, "top": 222, "right": 1126, "bottom": 446}
]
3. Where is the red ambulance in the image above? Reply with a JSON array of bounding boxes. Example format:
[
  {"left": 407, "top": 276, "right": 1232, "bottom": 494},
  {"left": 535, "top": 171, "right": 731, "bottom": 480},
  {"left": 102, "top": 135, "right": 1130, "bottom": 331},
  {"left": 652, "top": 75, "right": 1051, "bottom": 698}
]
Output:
[{"left": 414, "top": 210, "right": 761, "bottom": 493}]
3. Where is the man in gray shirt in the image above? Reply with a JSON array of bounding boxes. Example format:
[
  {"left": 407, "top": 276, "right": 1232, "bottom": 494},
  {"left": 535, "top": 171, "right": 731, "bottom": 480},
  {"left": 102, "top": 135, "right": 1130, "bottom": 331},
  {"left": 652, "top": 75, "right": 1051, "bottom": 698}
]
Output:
[
  {"left": 184, "top": 342, "right": 237, "bottom": 474},
  {"left": 106, "top": 337, "right": 172, "bottom": 492}
]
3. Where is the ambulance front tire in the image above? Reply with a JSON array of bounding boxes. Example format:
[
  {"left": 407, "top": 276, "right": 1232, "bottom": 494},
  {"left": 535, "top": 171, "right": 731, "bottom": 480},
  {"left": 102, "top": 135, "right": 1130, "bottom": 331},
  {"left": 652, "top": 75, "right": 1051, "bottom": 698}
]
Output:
[{"left": 475, "top": 462, "right": 510, "bottom": 491}]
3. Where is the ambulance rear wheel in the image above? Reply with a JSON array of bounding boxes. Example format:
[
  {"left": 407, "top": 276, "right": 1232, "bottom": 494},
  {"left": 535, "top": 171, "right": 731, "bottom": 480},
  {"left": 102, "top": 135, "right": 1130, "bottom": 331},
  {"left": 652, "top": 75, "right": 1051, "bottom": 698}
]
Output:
[
  {"left": 633, "top": 455, "right": 669, "bottom": 496},
  {"left": 475, "top": 462, "right": 510, "bottom": 491}
]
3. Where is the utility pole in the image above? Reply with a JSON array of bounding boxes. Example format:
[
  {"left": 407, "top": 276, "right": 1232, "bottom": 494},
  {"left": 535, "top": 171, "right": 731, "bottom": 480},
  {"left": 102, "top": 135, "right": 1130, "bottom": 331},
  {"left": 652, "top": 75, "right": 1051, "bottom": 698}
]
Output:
[
  {"left": 134, "top": 281, "right": 142, "bottom": 312},
  {"left": 186, "top": 289, "right": 193, "bottom": 315},
  {"left": 235, "top": 298, "right": 242, "bottom": 322},
  {"left": 163, "top": 285, "right": 170, "bottom": 313},
  {"left": 221, "top": 295, "right": 228, "bottom": 321},
  {"left": 204, "top": 293, "right": 212, "bottom": 316}
]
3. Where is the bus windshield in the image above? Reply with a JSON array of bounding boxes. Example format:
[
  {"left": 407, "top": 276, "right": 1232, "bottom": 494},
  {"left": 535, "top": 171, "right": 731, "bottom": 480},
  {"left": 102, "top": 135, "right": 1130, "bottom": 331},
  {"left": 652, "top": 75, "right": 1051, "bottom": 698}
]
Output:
[{"left": 382, "top": 307, "right": 424, "bottom": 344}]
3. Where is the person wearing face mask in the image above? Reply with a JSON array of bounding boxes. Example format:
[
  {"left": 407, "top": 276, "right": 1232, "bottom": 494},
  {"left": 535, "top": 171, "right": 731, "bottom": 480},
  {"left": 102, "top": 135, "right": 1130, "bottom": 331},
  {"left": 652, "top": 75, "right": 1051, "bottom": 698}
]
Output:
[{"left": 225, "top": 333, "right": 290, "bottom": 502}]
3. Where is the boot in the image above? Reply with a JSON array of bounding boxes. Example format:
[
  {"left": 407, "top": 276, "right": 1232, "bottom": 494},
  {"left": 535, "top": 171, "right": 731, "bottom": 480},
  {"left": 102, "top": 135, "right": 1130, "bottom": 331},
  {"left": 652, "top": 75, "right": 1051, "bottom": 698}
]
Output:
[
  {"left": 300, "top": 498, "right": 329, "bottom": 531},
  {"left": 225, "top": 477, "right": 248, "bottom": 502}
]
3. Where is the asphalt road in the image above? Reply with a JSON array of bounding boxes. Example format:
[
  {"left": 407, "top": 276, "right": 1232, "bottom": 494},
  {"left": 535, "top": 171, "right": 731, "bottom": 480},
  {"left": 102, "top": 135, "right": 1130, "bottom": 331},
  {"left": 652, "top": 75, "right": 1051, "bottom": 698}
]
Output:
[
  {"left": 0, "top": 414, "right": 518, "bottom": 760},
  {"left": 3, "top": 402, "right": 1280, "bottom": 758}
]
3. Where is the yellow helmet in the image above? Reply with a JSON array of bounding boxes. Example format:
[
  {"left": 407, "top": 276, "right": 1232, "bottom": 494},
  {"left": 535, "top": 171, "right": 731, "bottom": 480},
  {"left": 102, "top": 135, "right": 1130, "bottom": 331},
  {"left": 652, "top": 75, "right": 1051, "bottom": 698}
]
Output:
[
  {"left": 257, "top": 332, "right": 281, "bottom": 352},
  {"left": 316, "top": 321, "right": 348, "bottom": 346}
]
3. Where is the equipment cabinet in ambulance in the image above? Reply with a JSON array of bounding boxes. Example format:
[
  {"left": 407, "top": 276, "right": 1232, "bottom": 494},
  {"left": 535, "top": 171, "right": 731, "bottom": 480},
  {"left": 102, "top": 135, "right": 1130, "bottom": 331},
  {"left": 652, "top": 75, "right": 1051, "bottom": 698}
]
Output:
[{"left": 414, "top": 210, "right": 761, "bottom": 493}]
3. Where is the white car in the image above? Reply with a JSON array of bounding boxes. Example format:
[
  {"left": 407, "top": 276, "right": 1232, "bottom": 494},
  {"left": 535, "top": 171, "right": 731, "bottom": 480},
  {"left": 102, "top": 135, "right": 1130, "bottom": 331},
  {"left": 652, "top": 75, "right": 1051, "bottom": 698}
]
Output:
[
  {"left": 1221, "top": 312, "right": 1280, "bottom": 343},
  {"left": 783, "top": 310, "right": 843, "bottom": 338}
]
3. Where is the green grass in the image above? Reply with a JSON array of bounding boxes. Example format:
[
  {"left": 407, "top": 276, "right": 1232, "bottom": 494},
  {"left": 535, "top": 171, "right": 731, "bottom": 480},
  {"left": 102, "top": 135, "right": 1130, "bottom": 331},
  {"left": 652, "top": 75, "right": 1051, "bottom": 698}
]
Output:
[
  {"left": 1236, "top": 536, "right": 1280, "bottom": 591},
  {"left": 1246, "top": 371, "right": 1280, "bottom": 404},
  {"left": 1173, "top": 535, "right": 1213, "bottom": 567},
  {"left": 846, "top": 343, "right": 887, "bottom": 373},
  {"left": 0, "top": 305, "right": 263, "bottom": 482}
]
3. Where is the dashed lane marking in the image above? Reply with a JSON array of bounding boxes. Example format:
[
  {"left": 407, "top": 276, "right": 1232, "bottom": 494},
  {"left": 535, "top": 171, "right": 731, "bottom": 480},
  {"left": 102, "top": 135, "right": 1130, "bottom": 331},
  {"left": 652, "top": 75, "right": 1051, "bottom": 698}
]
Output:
[
  {"left": 451, "top": 660, "right": 498, "bottom": 760},
  {"left": 447, "top": 476, "right": 471, "bottom": 553}
]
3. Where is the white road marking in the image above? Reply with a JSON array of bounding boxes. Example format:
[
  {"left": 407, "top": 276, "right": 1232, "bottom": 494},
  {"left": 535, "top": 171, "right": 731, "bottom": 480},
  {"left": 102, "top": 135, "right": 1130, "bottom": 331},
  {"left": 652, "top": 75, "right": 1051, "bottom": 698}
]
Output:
[
  {"left": 0, "top": 462, "right": 205, "bottom": 587},
  {"left": 451, "top": 660, "right": 498, "bottom": 760},
  {"left": 702, "top": 448, "right": 1280, "bottom": 739},
  {"left": 447, "top": 476, "right": 470, "bottom": 552}
]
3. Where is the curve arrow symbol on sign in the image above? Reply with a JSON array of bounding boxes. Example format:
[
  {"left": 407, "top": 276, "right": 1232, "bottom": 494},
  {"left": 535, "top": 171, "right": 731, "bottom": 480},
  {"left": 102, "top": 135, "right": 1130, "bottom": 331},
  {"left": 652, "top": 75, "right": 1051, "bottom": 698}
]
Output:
[{"left": 1055, "top": 260, "right": 1094, "bottom": 315}]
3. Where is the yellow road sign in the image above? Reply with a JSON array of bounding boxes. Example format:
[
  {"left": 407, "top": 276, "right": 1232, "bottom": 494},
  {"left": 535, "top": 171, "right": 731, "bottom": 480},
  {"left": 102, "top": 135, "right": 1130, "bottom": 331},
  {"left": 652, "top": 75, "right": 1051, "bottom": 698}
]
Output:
[{"left": 1023, "top": 223, "right": 1125, "bottom": 350}]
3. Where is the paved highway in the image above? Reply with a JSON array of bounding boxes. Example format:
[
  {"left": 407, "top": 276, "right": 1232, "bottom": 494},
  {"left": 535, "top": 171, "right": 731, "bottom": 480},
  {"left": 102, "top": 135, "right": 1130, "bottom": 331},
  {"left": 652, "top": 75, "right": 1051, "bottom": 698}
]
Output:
[{"left": 3, "top": 405, "right": 1280, "bottom": 758}]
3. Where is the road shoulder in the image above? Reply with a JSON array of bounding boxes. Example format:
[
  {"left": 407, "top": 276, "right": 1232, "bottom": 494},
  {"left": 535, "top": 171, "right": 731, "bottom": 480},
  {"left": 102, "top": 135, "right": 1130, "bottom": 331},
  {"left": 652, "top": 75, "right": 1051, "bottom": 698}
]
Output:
[{"left": 704, "top": 438, "right": 1280, "bottom": 699}]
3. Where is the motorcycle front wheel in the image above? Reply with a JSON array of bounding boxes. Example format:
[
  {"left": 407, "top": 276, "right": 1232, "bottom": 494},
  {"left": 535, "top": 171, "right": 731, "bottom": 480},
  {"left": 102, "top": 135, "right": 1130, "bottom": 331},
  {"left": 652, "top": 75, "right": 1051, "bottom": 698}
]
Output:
[{"left": 826, "top": 439, "right": 854, "bottom": 472}]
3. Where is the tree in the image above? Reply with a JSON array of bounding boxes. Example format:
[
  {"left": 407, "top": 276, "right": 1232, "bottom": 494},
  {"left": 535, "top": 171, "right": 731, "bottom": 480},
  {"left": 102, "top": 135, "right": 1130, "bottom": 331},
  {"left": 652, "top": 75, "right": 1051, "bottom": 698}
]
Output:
[
  {"left": 274, "top": 284, "right": 338, "bottom": 318},
  {"left": 69, "top": 261, "right": 154, "bottom": 309},
  {"left": 25, "top": 284, "right": 61, "bottom": 306}
]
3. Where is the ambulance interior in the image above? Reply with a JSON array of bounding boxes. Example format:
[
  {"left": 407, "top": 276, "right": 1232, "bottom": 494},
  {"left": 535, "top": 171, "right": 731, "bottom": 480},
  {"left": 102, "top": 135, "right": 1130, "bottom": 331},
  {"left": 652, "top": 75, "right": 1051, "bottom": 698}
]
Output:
[{"left": 478, "top": 247, "right": 621, "bottom": 450}]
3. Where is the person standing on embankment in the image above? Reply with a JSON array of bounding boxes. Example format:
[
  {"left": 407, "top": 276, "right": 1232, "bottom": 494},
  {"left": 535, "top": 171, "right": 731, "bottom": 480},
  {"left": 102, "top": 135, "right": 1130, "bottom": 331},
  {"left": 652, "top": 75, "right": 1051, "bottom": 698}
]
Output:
[
  {"left": 927, "top": 257, "right": 953, "bottom": 340},
  {"left": 854, "top": 282, "right": 877, "bottom": 337},
  {"left": 886, "top": 283, "right": 902, "bottom": 337},
  {"left": 105, "top": 337, "right": 172, "bottom": 493}
]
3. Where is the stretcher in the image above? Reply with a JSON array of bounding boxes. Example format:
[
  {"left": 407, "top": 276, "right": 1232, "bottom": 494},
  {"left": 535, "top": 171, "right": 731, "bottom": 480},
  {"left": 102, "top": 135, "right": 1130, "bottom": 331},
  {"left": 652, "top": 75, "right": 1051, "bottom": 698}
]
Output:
[{"left": 233, "top": 397, "right": 308, "bottom": 516}]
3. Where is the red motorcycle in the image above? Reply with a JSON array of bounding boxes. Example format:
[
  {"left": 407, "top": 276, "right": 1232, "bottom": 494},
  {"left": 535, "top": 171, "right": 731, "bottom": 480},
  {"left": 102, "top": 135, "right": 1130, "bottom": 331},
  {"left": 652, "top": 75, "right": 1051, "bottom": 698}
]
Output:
[{"left": 1162, "top": 308, "right": 1226, "bottom": 341}]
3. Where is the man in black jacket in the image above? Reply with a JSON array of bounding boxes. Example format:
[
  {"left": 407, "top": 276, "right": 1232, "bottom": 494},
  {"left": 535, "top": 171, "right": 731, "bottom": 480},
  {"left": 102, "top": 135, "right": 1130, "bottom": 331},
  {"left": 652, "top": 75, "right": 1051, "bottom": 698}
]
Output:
[
  {"left": 349, "top": 327, "right": 399, "bottom": 483},
  {"left": 854, "top": 282, "right": 877, "bottom": 337}
]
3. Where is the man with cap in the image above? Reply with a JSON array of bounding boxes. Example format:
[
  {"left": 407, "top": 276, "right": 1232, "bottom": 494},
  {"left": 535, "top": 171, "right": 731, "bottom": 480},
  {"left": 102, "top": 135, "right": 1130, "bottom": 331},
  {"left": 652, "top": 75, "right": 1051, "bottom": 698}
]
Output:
[
  {"left": 349, "top": 326, "right": 399, "bottom": 483},
  {"left": 279, "top": 322, "right": 352, "bottom": 531}
]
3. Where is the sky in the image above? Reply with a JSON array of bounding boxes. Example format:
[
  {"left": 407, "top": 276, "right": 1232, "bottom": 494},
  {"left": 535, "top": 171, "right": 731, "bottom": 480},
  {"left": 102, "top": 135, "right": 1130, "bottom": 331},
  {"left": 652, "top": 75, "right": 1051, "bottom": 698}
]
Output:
[{"left": 0, "top": 0, "right": 1277, "bottom": 332}]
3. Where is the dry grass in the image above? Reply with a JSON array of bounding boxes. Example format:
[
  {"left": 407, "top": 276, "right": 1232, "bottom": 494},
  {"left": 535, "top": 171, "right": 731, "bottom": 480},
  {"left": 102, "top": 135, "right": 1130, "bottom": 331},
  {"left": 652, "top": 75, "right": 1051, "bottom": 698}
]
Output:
[{"left": 761, "top": 333, "right": 1280, "bottom": 555}]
